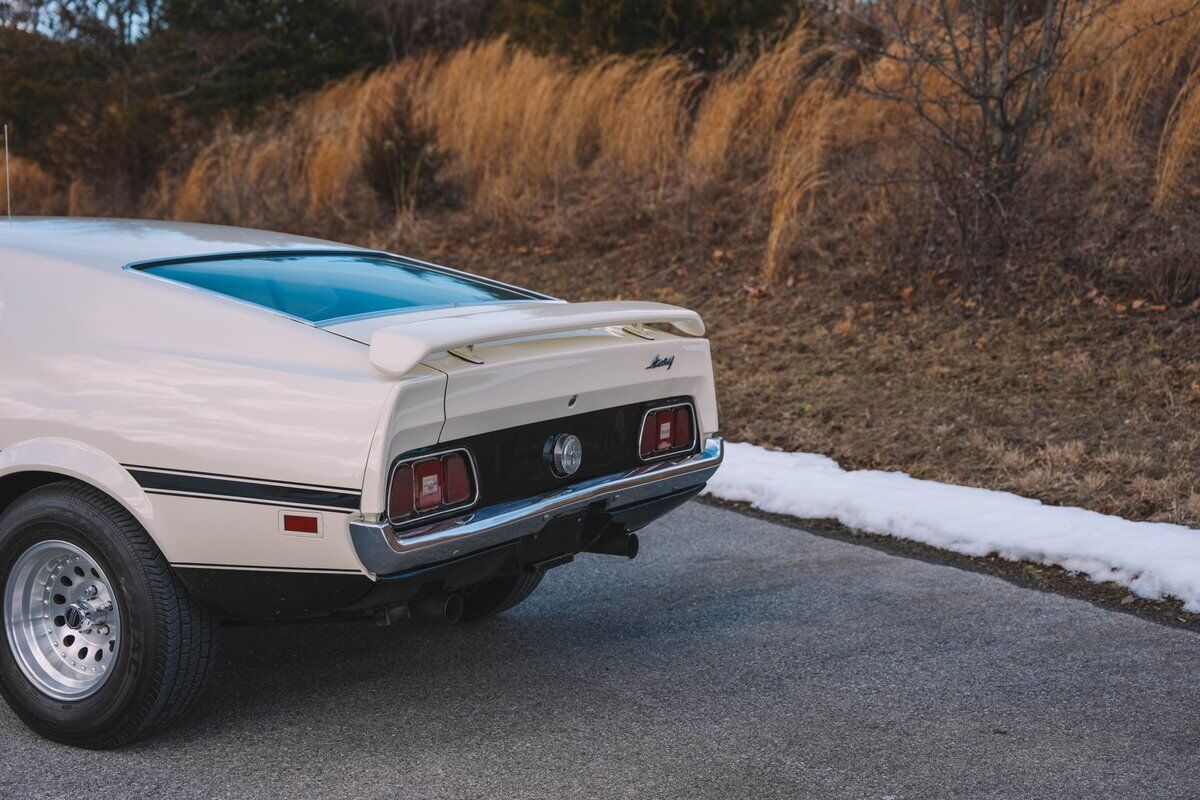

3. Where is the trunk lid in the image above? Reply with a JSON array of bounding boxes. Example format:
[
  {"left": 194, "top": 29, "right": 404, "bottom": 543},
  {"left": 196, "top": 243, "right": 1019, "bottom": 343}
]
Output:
[{"left": 425, "top": 327, "right": 717, "bottom": 441}]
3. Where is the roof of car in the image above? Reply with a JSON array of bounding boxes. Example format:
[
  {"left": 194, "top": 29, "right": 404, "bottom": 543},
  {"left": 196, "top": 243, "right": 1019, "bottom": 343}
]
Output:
[{"left": 0, "top": 217, "right": 355, "bottom": 270}]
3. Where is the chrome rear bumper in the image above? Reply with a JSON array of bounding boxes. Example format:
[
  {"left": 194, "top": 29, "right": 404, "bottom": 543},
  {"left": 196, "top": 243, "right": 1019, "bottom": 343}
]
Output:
[{"left": 349, "top": 437, "right": 724, "bottom": 576}]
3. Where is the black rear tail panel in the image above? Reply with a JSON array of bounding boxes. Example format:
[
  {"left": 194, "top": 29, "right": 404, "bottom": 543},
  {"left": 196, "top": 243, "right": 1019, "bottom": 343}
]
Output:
[{"left": 399, "top": 396, "right": 698, "bottom": 511}]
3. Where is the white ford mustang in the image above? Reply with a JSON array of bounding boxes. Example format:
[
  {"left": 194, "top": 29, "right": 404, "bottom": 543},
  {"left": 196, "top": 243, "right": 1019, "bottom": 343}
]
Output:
[{"left": 0, "top": 218, "right": 722, "bottom": 747}]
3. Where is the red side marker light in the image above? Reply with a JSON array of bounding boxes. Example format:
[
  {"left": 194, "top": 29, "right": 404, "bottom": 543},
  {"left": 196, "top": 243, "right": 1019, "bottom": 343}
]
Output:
[{"left": 283, "top": 514, "right": 320, "bottom": 535}]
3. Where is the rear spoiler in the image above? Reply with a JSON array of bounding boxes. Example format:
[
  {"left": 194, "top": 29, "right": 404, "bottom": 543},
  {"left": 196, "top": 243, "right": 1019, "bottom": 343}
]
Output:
[{"left": 369, "top": 301, "right": 705, "bottom": 377}]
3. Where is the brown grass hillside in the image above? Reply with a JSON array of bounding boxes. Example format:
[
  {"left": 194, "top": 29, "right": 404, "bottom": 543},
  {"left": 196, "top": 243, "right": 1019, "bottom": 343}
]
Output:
[
  {"left": 158, "top": 4, "right": 1200, "bottom": 294},
  {"left": 18, "top": 3, "right": 1200, "bottom": 526}
]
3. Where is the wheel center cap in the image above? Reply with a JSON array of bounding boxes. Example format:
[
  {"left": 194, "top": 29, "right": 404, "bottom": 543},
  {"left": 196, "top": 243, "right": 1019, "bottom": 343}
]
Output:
[{"left": 64, "top": 601, "right": 93, "bottom": 631}]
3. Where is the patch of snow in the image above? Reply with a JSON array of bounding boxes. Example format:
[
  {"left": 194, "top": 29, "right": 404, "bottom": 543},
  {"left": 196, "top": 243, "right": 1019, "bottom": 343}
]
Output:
[{"left": 703, "top": 441, "right": 1200, "bottom": 612}]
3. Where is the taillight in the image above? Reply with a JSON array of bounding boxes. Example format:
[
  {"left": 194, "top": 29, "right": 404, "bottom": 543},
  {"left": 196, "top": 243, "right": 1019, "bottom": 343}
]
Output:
[
  {"left": 390, "top": 464, "right": 415, "bottom": 517},
  {"left": 388, "top": 449, "right": 477, "bottom": 525},
  {"left": 639, "top": 402, "right": 697, "bottom": 460},
  {"left": 443, "top": 453, "right": 471, "bottom": 503},
  {"left": 414, "top": 459, "right": 443, "bottom": 511},
  {"left": 673, "top": 405, "right": 692, "bottom": 448}
]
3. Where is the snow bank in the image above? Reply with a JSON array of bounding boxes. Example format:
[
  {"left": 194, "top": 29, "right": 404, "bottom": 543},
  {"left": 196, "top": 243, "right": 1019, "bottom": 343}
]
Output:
[{"left": 703, "top": 441, "right": 1200, "bottom": 611}]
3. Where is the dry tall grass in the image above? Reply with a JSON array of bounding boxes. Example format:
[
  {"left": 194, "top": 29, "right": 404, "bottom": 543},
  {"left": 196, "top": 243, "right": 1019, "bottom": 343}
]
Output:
[
  {"left": 2, "top": 157, "right": 67, "bottom": 216},
  {"left": 167, "top": 32, "right": 855, "bottom": 250},
  {"left": 762, "top": 88, "right": 834, "bottom": 283},
  {"left": 1157, "top": 71, "right": 1200, "bottom": 208},
  {"left": 161, "top": 3, "right": 1200, "bottom": 289},
  {"left": 172, "top": 42, "right": 710, "bottom": 223},
  {"left": 1063, "top": 0, "right": 1200, "bottom": 202}
]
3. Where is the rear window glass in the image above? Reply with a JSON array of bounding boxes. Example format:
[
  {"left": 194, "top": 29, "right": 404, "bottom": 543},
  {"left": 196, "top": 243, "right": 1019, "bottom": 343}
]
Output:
[{"left": 139, "top": 252, "right": 536, "bottom": 323}]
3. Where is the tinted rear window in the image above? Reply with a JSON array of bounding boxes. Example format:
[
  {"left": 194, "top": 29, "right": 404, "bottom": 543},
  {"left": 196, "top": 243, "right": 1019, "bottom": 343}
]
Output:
[{"left": 139, "top": 252, "right": 536, "bottom": 323}]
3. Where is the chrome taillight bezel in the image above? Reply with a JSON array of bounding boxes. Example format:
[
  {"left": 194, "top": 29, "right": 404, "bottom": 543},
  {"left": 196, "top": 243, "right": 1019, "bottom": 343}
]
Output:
[
  {"left": 637, "top": 400, "right": 699, "bottom": 463},
  {"left": 386, "top": 447, "right": 480, "bottom": 529}
]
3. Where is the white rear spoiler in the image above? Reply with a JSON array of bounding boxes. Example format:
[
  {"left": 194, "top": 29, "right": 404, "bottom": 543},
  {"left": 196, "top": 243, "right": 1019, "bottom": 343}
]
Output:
[{"left": 369, "top": 301, "right": 705, "bottom": 377}]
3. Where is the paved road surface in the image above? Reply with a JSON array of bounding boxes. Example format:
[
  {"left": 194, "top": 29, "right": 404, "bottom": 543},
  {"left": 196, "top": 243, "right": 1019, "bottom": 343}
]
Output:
[{"left": 2, "top": 501, "right": 1198, "bottom": 799}]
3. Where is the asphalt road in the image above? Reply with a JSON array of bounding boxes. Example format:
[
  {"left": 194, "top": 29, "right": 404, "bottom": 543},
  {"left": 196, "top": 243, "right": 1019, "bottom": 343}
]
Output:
[{"left": 2, "top": 500, "right": 1199, "bottom": 799}]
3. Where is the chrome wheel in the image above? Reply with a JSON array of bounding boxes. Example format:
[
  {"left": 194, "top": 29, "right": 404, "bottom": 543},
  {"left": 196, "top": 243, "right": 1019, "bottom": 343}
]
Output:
[{"left": 4, "top": 540, "right": 121, "bottom": 701}]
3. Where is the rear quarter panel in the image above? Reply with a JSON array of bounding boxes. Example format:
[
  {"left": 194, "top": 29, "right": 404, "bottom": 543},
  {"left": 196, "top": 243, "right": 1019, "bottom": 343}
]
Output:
[{"left": 0, "top": 252, "right": 412, "bottom": 572}]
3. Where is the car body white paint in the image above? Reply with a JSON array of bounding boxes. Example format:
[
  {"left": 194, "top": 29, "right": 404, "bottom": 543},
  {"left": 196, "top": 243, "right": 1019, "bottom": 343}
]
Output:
[{"left": 0, "top": 218, "right": 719, "bottom": 580}]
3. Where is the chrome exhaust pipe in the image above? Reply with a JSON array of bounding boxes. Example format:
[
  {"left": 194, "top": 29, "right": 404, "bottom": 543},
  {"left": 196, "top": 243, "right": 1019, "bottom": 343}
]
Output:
[
  {"left": 585, "top": 530, "right": 639, "bottom": 560},
  {"left": 411, "top": 593, "right": 464, "bottom": 623}
]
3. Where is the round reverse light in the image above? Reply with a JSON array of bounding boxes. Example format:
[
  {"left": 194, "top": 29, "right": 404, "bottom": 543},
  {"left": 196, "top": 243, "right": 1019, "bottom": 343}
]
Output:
[{"left": 549, "top": 433, "right": 583, "bottom": 477}]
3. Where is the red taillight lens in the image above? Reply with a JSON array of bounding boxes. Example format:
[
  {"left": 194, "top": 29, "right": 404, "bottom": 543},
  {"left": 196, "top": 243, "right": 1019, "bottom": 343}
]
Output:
[
  {"left": 640, "top": 415, "right": 658, "bottom": 457},
  {"left": 673, "top": 406, "right": 692, "bottom": 448},
  {"left": 388, "top": 450, "right": 477, "bottom": 523},
  {"left": 654, "top": 410, "right": 675, "bottom": 451},
  {"left": 639, "top": 403, "right": 696, "bottom": 459},
  {"left": 390, "top": 464, "right": 415, "bottom": 517},
  {"left": 414, "top": 458, "right": 444, "bottom": 511},
  {"left": 443, "top": 453, "right": 471, "bottom": 504}
]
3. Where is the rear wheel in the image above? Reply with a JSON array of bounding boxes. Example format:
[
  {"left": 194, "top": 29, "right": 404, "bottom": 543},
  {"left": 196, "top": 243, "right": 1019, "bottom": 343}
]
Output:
[
  {"left": 459, "top": 569, "right": 544, "bottom": 621},
  {"left": 0, "top": 481, "right": 215, "bottom": 749}
]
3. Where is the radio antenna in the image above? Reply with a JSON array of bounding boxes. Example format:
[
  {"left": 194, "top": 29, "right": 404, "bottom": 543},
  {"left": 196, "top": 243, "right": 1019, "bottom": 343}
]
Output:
[{"left": 3, "top": 124, "right": 10, "bottom": 223}]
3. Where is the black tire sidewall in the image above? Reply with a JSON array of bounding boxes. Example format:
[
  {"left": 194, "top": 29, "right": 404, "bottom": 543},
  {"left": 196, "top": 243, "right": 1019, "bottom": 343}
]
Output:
[
  {"left": 0, "top": 491, "right": 161, "bottom": 743},
  {"left": 460, "top": 569, "right": 544, "bottom": 621}
]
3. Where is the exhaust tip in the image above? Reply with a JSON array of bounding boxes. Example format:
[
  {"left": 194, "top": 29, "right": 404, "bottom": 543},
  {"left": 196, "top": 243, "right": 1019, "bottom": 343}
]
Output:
[
  {"left": 412, "top": 592, "right": 464, "bottom": 623},
  {"left": 624, "top": 533, "right": 640, "bottom": 560},
  {"left": 584, "top": 530, "right": 640, "bottom": 559}
]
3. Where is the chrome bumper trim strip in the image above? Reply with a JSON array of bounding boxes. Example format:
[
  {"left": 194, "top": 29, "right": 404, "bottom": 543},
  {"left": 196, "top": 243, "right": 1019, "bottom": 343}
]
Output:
[{"left": 350, "top": 437, "right": 724, "bottom": 576}]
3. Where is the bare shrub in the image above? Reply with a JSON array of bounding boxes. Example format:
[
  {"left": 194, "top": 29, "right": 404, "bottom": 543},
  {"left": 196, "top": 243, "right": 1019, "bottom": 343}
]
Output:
[
  {"left": 357, "top": 0, "right": 491, "bottom": 60},
  {"left": 835, "top": 2, "right": 1195, "bottom": 280},
  {"left": 843, "top": 2, "right": 1097, "bottom": 274},
  {"left": 362, "top": 101, "right": 442, "bottom": 216}
]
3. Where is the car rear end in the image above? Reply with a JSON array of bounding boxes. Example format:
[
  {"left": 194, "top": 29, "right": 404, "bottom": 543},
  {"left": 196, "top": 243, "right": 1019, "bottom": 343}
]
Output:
[
  {"left": 336, "top": 305, "right": 723, "bottom": 616},
  {"left": 0, "top": 227, "right": 723, "bottom": 749},
  {"left": 126, "top": 246, "right": 722, "bottom": 617}
]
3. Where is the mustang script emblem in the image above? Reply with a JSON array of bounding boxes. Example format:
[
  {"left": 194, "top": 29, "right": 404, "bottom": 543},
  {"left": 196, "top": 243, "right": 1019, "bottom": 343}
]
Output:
[{"left": 646, "top": 354, "right": 674, "bottom": 371}]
